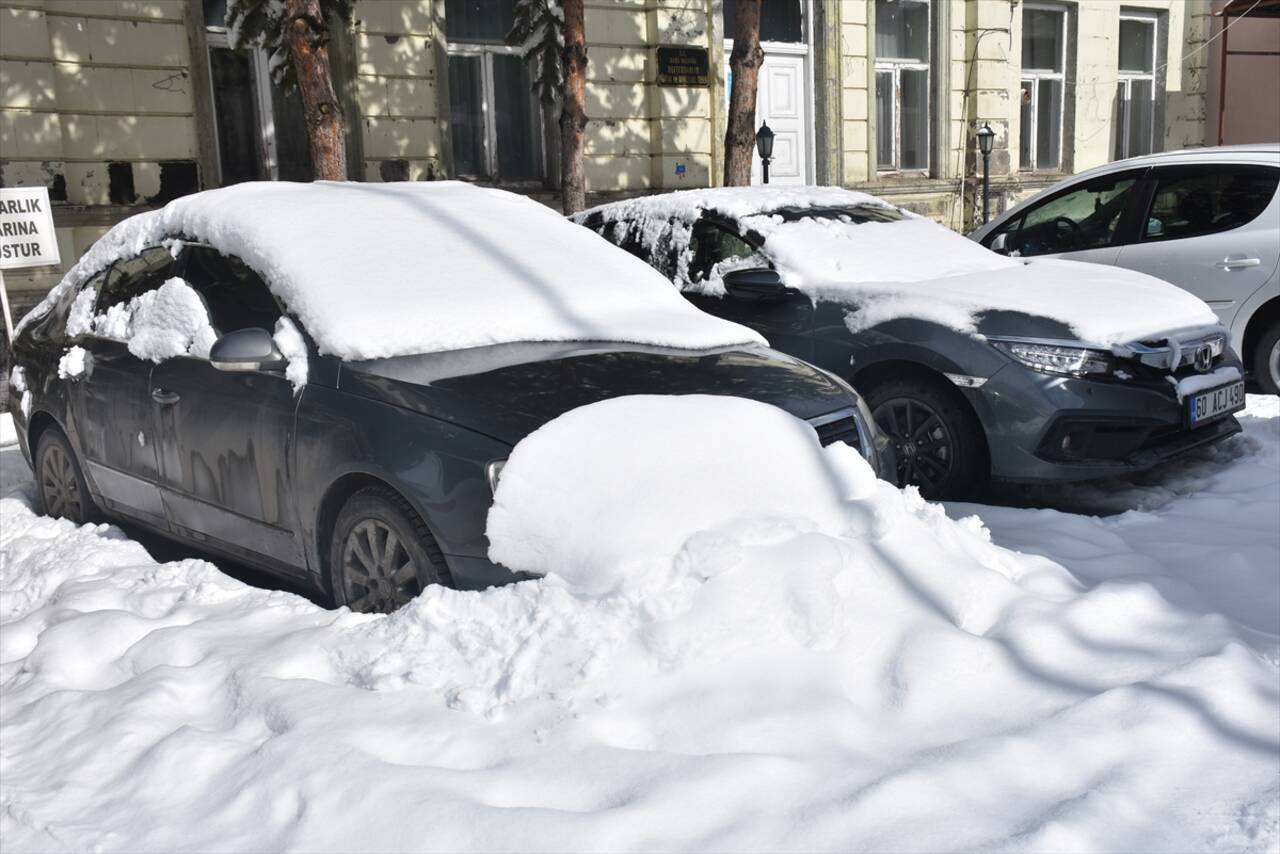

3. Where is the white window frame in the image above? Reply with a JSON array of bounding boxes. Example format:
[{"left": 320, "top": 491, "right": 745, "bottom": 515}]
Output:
[
  {"left": 1020, "top": 3, "right": 1066, "bottom": 172},
  {"left": 204, "top": 28, "right": 282, "bottom": 181},
  {"left": 1115, "top": 12, "right": 1157, "bottom": 160},
  {"left": 446, "top": 42, "right": 546, "bottom": 182},
  {"left": 874, "top": 0, "right": 931, "bottom": 174}
]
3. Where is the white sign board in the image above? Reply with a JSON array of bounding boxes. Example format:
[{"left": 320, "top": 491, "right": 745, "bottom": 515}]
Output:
[
  {"left": 0, "top": 186, "right": 61, "bottom": 341},
  {"left": 0, "top": 187, "right": 60, "bottom": 270}
]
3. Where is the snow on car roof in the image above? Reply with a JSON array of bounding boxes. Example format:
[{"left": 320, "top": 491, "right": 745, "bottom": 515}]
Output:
[
  {"left": 22, "top": 182, "right": 764, "bottom": 360},
  {"left": 581, "top": 187, "right": 1219, "bottom": 346}
]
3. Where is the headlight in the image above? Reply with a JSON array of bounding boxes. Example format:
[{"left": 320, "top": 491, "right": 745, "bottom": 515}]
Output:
[
  {"left": 993, "top": 340, "right": 1113, "bottom": 377},
  {"left": 485, "top": 459, "right": 506, "bottom": 493}
]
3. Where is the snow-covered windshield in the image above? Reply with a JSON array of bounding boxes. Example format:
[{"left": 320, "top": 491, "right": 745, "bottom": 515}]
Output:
[
  {"left": 744, "top": 211, "right": 1017, "bottom": 287},
  {"left": 21, "top": 182, "right": 764, "bottom": 361}
]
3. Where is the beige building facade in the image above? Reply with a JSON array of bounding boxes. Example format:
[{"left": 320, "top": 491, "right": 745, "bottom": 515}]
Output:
[{"left": 1, "top": 0, "right": 1215, "bottom": 314}]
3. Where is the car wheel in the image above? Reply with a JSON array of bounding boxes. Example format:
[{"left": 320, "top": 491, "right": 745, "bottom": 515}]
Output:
[
  {"left": 328, "top": 486, "right": 452, "bottom": 613},
  {"left": 34, "top": 427, "right": 99, "bottom": 524},
  {"left": 866, "top": 377, "right": 986, "bottom": 500},
  {"left": 1253, "top": 322, "right": 1280, "bottom": 396}
]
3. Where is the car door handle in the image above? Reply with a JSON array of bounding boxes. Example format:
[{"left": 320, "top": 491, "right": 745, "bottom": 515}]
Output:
[
  {"left": 1217, "top": 256, "right": 1261, "bottom": 270},
  {"left": 151, "top": 388, "right": 180, "bottom": 405}
]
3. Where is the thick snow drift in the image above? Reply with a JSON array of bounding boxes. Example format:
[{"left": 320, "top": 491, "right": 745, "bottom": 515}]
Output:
[
  {"left": 581, "top": 187, "right": 1219, "bottom": 346},
  {"left": 1, "top": 397, "right": 1277, "bottom": 852},
  {"left": 487, "top": 395, "right": 883, "bottom": 595},
  {"left": 18, "top": 182, "right": 762, "bottom": 361}
]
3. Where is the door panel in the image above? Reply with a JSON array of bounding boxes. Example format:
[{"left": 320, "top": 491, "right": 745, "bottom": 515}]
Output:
[
  {"left": 65, "top": 246, "right": 177, "bottom": 525},
  {"left": 69, "top": 337, "right": 165, "bottom": 523},
  {"left": 686, "top": 292, "right": 814, "bottom": 361},
  {"left": 1115, "top": 165, "right": 1280, "bottom": 329},
  {"left": 151, "top": 357, "right": 304, "bottom": 569}
]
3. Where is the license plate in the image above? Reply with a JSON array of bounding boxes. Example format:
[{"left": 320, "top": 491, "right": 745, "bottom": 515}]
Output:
[{"left": 1187, "top": 380, "right": 1245, "bottom": 427}]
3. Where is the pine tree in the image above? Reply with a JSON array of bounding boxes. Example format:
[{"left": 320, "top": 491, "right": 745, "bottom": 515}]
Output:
[
  {"left": 509, "top": 0, "right": 587, "bottom": 214},
  {"left": 225, "top": 0, "right": 354, "bottom": 181},
  {"left": 724, "top": 0, "right": 763, "bottom": 186}
]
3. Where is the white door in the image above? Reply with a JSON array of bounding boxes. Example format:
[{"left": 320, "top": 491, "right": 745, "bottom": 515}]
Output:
[
  {"left": 752, "top": 52, "right": 808, "bottom": 185},
  {"left": 724, "top": 44, "right": 810, "bottom": 186}
]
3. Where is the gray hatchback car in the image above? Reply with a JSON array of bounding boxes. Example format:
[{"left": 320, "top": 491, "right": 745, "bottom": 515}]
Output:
[{"left": 577, "top": 186, "right": 1245, "bottom": 498}]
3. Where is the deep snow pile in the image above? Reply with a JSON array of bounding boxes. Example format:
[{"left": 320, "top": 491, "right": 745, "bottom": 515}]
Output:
[
  {"left": 579, "top": 188, "right": 1218, "bottom": 345},
  {"left": 1, "top": 397, "right": 1278, "bottom": 853},
  {"left": 18, "top": 181, "right": 762, "bottom": 361}
]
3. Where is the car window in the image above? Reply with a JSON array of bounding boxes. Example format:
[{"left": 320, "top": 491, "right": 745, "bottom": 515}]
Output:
[
  {"left": 180, "top": 245, "right": 283, "bottom": 334},
  {"left": 1008, "top": 172, "right": 1141, "bottom": 256},
  {"left": 689, "top": 220, "right": 766, "bottom": 283},
  {"left": 1141, "top": 165, "right": 1278, "bottom": 242},
  {"left": 98, "top": 246, "right": 176, "bottom": 312}
]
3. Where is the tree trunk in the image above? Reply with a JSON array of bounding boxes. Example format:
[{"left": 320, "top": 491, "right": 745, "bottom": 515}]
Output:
[
  {"left": 723, "top": 0, "right": 763, "bottom": 187},
  {"left": 283, "top": 0, "right": 347, "bottom": 181},
  {"left": 559, "top": 0, "right": 588, "bottom": 214}
]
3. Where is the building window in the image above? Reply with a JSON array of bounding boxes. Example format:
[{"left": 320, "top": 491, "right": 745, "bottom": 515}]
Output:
[
  {"left": 202, "top": 0, "right": 313, "bottom": 183},
  {"left": 445, "top": 0, "right": 544, "bottom": 182},
  {"left": 724, "top": 0, "right": 803, "bottom": 43},
  {"left": 1115, "top": 13, "right": 1157, "bottom": 161},
  {"left": 874, "top": 0, "right": 930, "bottom": 172},
  {"left": 1020, "top": 5, "right": 1066, "bottom": 171}
]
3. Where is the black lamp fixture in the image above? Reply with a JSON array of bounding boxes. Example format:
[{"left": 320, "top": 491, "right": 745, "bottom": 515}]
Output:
[
  {"left": 976, "top": 122, "right": 996, "bottom": 225},
  {"left": 756, "top": 121, "right": 775, "bottom": 184}
]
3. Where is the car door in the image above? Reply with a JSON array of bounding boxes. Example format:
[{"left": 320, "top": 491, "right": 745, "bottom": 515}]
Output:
[
  {"left": 150, "top": 245, "right": 307, "bottom": 573},
  {"left": 64, "top": 248, "right": 175, "bottom": 526},
  {"left": 1114, "top": 163, "right": 1280, "bottom": 329},
  {"left": 681, "top": 217, "right": 815, "bottom": 360},
  {"left": 985, "top": 168, "right": 1148, "bottom": 266}
]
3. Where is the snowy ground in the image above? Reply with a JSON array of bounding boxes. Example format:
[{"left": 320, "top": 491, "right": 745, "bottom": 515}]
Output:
[{"left": 1, "top": 398, "right": 1277, "bottom": 853}]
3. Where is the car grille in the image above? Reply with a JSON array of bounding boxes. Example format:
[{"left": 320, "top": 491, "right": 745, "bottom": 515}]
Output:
[{"left": 808, "top": 408, "right": 863, "bottom": 451}]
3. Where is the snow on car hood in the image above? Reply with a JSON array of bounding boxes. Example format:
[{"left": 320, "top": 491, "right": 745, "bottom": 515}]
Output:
[
  {"left": 756, "top": 216, "right": 1218, "bottom": 345},
  {"left": 582, "top": 188, "right": 1220, "bottom": 346},
  {"left": 20, "top": 182, "right": 763, "bottom": 360}
]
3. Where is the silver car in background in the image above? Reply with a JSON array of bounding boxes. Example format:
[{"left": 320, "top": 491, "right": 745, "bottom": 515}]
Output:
[{"left": 969, "top": 145, "right": 1280, "bottom": 394}]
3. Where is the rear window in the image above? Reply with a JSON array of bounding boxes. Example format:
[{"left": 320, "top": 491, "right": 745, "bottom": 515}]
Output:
[{"left": 1142, "top": 165, "right": 1278, "bottom": 242}]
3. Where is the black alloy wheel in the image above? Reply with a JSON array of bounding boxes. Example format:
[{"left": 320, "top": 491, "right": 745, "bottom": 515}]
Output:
[
  {"left": 865, "top": 376, "right": 986, "bottom": 500},
  {"left": 35, "top": 428, "right": 97, "bottom": 524},
  {"left": 873, "top": 397, "right": 956, "bottom": 495},
  {"left": 329, "top": 486, "right": 451, "bottom": 613}
]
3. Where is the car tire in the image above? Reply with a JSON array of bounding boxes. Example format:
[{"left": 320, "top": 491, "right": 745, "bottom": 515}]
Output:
[
  {"left": 1253, "top": 322, "right": 1280, "bottom": 396},
  {"left": 34, "top": 426, "right": 100, "bottom": 524},
  {"left": 328, "top": 486, "right": 453, "bottom": 613},
  {"left": 865, "top": 376, "right": 987, "bottom": 500}
]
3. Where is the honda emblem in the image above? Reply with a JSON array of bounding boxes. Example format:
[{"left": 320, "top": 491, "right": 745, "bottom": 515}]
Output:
[{"left": 1193, "top": 344, "right": 1213, "bottom": 373}]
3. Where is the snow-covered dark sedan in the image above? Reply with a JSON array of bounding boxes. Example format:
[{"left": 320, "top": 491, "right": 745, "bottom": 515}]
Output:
[
  {"left": 7, "top": 182, "right": 889, "bottom": 612},
  {"left": 576, "top": 187, "right": 1245, "bottom": 498}
]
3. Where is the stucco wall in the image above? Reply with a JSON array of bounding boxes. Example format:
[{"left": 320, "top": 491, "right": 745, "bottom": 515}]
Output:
[
  {"left": 355, "top": 0, "right": 442, "bottom": 182},
  {"left": 0, "top": 0, "right": 199, "bottom": 305}
]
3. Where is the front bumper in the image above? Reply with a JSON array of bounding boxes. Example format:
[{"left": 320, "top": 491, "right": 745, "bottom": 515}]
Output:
[{"left": 968, "top": 360, "right": 1244, "bottom": 483}]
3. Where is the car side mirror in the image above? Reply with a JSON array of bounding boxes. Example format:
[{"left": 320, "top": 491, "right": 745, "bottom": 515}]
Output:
[
  {"left": 209, "top": 327, "right": 287, "bottom": 373},
  {"left": 722, "top": 268, "right": 786, "bottom": 301},
  {"left": 990, "top": 232, "right": 1010, "bottom": 255},
  {"left": 1146, "top": 217, "right": 1164, "bottom": 238}
]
